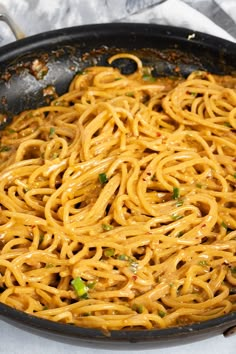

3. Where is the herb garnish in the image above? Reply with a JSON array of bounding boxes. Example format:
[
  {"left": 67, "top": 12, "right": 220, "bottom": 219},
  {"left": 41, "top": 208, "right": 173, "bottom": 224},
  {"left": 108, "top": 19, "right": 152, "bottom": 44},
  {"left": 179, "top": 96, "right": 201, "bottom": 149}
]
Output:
[
  {"left": 221, "top": 222, "right": 228, "bottom": 230},
  {"left": 171, "top": 214, "right": 183, "bottom": 221},
  {"left": 198, "top": 260, "right": 209, "bottom": 266},
  {"left": 132, "top": 304, "right": 144, "bottom": 314},
  {"left": 99, "top": 173, "right": 108, "bottom": 184},
  {"left": 71, "top": 277, "right": 88, "bottom": 298},
  {"left": 104, "top": 248, "right": 115, "bottom": 257},
  {"left": 102, "top": 224, "right": 114, "bottom": 231},
  {"left": 158, "top": 310, "right": 166, "bottom": 318},
  {"left": 142, "top": 73, "right": 156, "bottom": 82},
  {"left": 172, "top": 187, "right": 180, "bottom": 200},
  {"left": 0, "top": 146, "right": 11, "bottom": 152},
  {"left": 49, "top": 127, "right": 55, "bottom": 137}
]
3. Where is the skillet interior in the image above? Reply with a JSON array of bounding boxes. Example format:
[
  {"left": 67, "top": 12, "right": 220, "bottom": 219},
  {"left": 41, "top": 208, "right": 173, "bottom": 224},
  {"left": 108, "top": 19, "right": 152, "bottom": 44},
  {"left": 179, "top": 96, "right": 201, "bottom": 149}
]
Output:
[{"left": 0, "top": 23, "right": 236, "bottom": 347}]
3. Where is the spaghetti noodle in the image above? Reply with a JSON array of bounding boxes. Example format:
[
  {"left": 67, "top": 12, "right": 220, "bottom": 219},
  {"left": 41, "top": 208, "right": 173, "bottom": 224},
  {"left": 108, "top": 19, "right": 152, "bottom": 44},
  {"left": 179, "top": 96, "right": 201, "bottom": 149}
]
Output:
[{"left": 0, "top": 53, "right": 236, "bottom": 330}]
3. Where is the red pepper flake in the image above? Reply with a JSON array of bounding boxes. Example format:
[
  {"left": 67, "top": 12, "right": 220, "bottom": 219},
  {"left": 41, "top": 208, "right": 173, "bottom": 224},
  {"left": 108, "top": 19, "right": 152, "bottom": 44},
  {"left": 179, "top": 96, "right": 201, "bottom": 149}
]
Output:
[
  {"left": 132, "top": 275, "right": 137, "bottom": 281},
  {"left": 201, "top": 224, "right": 206, "bottom": 228},
  {"left": 156, "top": 132, "right": 162, "bottom": 137}
]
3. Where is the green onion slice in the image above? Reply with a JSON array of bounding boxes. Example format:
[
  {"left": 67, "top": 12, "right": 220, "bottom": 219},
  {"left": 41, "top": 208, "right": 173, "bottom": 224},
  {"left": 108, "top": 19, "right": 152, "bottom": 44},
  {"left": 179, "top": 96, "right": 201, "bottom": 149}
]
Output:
[
  {"left": 172, "top": 187, "right": 180, "bottom": 200},
  {"left": 104, "top": 248, "right": 115, "bottom": 257},
  {"left": 221, "top": 222, "right": 228, "bottom": 230},
  {"left": 142, "top": 74, "right": 156, "bottom": 82},
  {"left": 99, "top": 173, "right": 108, "bottom": 184},
  {"left": 102, "top": 224, "right": 114, "bottom": 231},
  {"left": 158, "top": 310, "right": 166, "bottom": 318},
  {"left": 198, "top": 260, "right": 209, "bottom": 266},
  {"left": 49, "top": 127, "right": 55, "bottom": 137},
  {"left": 0, "top": 146, "right": 11, "bottom": 152},
  {"left": 71, "top": 277, "right": 88, "bottom": 297},
  {"left": 171, "top": 214, "right": 183, "bottom": 221}
]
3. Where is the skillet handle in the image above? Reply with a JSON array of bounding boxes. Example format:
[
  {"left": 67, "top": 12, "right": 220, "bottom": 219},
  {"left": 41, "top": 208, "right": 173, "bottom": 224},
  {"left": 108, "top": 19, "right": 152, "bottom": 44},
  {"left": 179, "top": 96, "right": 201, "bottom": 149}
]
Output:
[{"left": 0, "top": 12, "right": 25, "bottom": 40}]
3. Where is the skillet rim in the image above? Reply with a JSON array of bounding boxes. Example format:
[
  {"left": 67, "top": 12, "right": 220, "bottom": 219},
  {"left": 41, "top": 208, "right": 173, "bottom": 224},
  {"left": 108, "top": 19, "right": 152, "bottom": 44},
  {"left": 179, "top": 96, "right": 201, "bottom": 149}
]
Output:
[{"left": 0, "top": 22, "right": 235, "bottom": 63}]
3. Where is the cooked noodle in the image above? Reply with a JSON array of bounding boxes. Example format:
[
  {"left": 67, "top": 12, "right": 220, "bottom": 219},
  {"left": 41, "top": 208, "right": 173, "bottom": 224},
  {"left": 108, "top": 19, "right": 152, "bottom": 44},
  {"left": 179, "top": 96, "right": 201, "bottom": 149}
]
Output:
[{"left": 0, "top": 53, "right": 236, "bottom": 330}]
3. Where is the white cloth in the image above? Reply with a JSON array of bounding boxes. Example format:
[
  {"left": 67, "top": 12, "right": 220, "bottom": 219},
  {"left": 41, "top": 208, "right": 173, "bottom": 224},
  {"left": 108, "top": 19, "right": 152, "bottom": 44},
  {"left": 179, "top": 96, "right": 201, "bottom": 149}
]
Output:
[
  {"left": 215, "top": 0, "right": 236, "bottom": 22},
  {"left": 120, "top": 0, "right": 235, "bottom": 42}
]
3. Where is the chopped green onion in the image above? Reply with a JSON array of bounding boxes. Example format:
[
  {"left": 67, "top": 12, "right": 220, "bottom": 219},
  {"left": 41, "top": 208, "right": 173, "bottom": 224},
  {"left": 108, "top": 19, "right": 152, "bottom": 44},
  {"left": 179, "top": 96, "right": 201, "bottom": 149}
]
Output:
[
  {"left": 190, "top": 92, "right": 197, "bottom": 96},
  {"left": 172, "top": 187, "right": 180, "bottom": 200},
  {"left": 104, "top": 248, "right": 115, "bottom": 257},
  {"left": 196, "top": 183, "right": 203, "bottom": 189},
  {"left": 230, "top": 267, "right": 236, "bottom": 274},
  {"left": 52, "top": 152, "right": 58, "bottom": 159},
  {"left": 0, "top": 145, "right": 11, "bottom": 152},
  {"left": 118, "top": 254, "right": 127, "bottom": 261},
  {"left": 117, "top": 254, "right": 138, "bottom": 272},
  {"left": 142, "top": 74, "right": 156, "bottom": 82},
  {"left": 54, "top": 100, "right": 68, "bottom": 107},
  {"left": 198, "top": 260, "right": 209, "bottom": 266},
  {"left": 176, "top": 199, "right": 184, "bottom": 207},
  {"left": 223, "top": 122, "right": 232, "bottom": 128},
  {"left": 102, "top": 224, "right": 114, "bottom": 231},
  {"left": 99, "top": 173, "right": 108, "bottom": 184},
  {"left": 43, "top": 306, "right": 48, "bottom": 310},
  {"left": 71, "top": 277, "right": 88, "bottom": 297},
  {"left": 171, "top": 214, "right": 183, "bottom": 221},
  {"left": 45, "top": 263, "right": 54, "bottom": 268},
  {"left": 177, "top": 231, "right": 184, "bottom": 237},
  {"left": 158, "top": 310, "right": 166, "bottom": 318},
  {"left": 8, "top": 128, "right": 16, "bottom": 134},
  {"left": 221, "top": 222, "right": 228, "bottom": 230},
  {"left": 233, "top": 173, "right": 236, "bottom": 179},
  {"left": 132, "top": 303, "right": 144, "bottom": 314},
  {"left": 39, "top": 233, "right": 44, "bottom": 244},
  {"left": 114, "top": 77, "right": 122, "bottom": 81},
  {"left": 49, "top": 127, "right": 55, "bottom": 137},
  {"left": 125, "top": 92, "right": 134, "bottom": 97}
]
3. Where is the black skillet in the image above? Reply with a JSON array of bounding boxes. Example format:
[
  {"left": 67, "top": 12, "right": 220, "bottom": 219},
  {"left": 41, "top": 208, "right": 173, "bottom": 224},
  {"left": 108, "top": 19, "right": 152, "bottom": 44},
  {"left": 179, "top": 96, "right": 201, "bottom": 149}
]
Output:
[{"left": 0, "top": 23, "right": 236, "bottom": 348}]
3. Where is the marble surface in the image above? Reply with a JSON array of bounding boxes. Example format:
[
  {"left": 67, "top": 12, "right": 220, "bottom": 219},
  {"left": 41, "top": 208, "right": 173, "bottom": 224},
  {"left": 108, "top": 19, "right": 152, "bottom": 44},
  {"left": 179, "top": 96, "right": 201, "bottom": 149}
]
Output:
[{"left": 0, "top": 1, "right": 235, "bottom": 354}]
